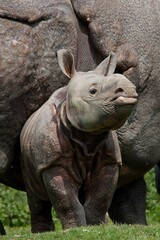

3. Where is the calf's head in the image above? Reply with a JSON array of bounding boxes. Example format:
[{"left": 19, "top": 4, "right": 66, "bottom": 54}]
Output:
[{"left": 57, "top": 49, "right": 138, "bottom": 133}]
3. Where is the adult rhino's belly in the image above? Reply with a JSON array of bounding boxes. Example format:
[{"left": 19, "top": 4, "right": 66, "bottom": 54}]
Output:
[
  {"left": 117, "top": 106, "right": 160, "bottom": 171},
  {"left": 116, "top": 108, "right": 160, "bottom": 186}
]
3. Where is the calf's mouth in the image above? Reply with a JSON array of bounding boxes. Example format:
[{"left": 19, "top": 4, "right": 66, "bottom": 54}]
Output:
[{"left": 114, "top": 95, "right": 138, "bottom": 106}]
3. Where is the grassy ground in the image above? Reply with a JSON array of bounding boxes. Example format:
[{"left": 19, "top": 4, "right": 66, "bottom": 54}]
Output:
[
  {"left": 145, "top": 169, "right": 160, "bottom": 223},
  {"left": 2, "top": 224, "right": 160, "bottom": 240},
  {"left": 1, "top": 169, "right": 160, "bottom": 239}
]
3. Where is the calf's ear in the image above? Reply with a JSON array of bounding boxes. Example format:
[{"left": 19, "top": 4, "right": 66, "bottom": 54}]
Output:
[
  {"left": 95, "top": 52, "right": 117, "bottom": 76},
  {"left": 57, "top": 49, "right": 76, "bottom": 78}
]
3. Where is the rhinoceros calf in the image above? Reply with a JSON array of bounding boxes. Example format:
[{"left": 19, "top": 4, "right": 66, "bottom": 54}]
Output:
[{"left": 20, "top": 49, "right": 137, "bottom": 232}]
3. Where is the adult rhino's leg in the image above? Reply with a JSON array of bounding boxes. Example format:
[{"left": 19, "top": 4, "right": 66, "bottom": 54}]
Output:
[
  {"left": 43, "top": 166, "right": 86, "bottom": 229},
  {"left": 26, "top": 189, "right": 54, "bottom": 233},
  {"left": 0, "top": 220, "right": 6, "bottom": 235},
  {"left": 84, "top": 163, "right": 119, "bottom": 225},
  {"left": 155, "top": 163, "right": 160, "bottom": 194},
  {"left": 108, "top": 177, "right": 147, "bottom": 225},
  {"left": 0, "top": 144, "right": 25, "bottom": 191}
]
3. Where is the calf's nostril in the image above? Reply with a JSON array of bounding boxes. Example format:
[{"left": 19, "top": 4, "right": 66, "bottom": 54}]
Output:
[{"left": 115, "top": 88, "right": 124, "bottom": 94}]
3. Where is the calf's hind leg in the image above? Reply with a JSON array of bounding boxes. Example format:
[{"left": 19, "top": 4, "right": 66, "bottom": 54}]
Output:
[{"left": 26, "top": 190, "right": 55, "bottom": 233}]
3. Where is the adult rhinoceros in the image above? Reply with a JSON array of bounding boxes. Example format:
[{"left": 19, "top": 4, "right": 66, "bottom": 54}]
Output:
[{"left": 0, "top": 0, "right": 159, "bottom": 231}]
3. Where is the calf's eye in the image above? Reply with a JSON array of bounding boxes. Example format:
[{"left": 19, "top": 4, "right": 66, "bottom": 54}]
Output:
[{"left": 89, "top": 88, "right": 97, "bottom": 95}]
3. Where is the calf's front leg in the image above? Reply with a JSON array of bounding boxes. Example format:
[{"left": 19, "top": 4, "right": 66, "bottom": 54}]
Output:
[
  {"left": 42, "top": 166, "right": 86, "bottom": 229},
  {"left": 84, "top": 163, "right": 119, "bottom": 225}
]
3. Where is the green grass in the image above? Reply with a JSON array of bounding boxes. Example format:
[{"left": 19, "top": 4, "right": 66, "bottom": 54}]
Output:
[
  {"left": 2, "top": 224, "right": 160, "bottom": 240},
  {"left": 145, "top": 169, "right": 160, "bottom": 223}
]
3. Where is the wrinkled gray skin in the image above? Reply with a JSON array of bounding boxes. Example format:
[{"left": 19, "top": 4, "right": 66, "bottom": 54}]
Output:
[
  {"left": 0, "top": 0, "right": 160, "bottom": 231},
  {"left": 20, "top": 49, "right": 137, "bottom": 232}
]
